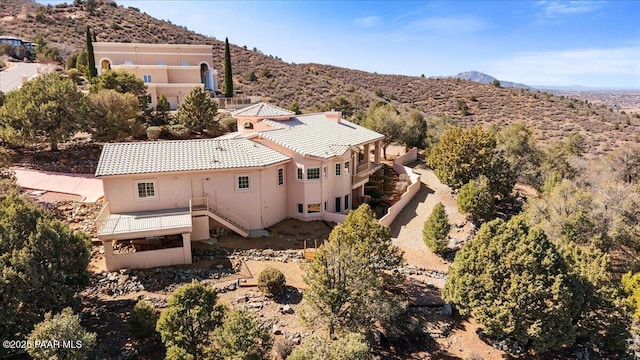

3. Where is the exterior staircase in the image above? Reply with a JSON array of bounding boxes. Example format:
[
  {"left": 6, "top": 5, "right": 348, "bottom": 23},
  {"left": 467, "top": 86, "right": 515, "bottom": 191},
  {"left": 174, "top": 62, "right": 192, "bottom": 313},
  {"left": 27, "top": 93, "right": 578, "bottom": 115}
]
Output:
[{"left": 190, "top": 197, "right": 249, "bottom": 237}]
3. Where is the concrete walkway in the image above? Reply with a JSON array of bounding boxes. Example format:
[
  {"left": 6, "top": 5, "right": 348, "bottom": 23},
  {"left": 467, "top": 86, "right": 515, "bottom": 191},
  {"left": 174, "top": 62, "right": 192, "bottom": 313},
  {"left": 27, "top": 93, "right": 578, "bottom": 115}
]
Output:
[{"left": 12, "top": 167, "right": 103, "bottom": 203}]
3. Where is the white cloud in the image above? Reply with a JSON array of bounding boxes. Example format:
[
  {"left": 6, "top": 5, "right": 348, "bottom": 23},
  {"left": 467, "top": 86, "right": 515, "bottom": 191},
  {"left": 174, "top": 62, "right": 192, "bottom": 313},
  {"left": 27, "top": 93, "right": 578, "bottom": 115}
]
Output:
[
  {"left": 403, "top": 16, "right": 489, "bottom": 34},
  {"left": 536, "top": 1, "right": 602, "bottom": 16},
  {"left": 485, "top": 46, "right": 640, "bottom": 86},
  {"left": 354, "top": 16, "right": 381, "bottom": 28}
]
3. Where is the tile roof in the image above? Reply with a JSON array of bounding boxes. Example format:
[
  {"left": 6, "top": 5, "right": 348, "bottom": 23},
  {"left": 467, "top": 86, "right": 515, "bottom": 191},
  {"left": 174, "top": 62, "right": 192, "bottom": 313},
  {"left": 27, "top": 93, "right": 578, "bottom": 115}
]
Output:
[
  {"left": 95, "top": 138, "right": 290, "bottom": 177},
  {"left": 258, "top": 114, "right": 384, "bottom": 159},
  {"left": 231, "top": 102, "right": 295, "bottom": 118}
]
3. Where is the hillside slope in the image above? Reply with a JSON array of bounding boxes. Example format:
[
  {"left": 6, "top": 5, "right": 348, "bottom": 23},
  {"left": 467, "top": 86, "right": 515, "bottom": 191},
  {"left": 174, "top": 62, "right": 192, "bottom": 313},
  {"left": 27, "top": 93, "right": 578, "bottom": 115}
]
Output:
[{"left": 1, "top": 0, "right": 638, "bottom": 155}]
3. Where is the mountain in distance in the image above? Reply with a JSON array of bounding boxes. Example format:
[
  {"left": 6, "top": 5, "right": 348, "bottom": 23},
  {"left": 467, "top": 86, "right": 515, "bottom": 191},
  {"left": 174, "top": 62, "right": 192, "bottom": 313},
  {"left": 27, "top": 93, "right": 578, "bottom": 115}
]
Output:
[{"left": 453, "top": 71, "right": 532, "bottom": 89}]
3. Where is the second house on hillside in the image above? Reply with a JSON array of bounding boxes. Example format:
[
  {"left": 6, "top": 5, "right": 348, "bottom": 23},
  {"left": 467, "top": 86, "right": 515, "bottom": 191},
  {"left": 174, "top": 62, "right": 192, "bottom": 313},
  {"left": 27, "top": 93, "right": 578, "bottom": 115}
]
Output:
[
  {"left": 95, "top": 103, "right": 384, "bottom": 271},
  {"left": 92, "top": 42, "right": 217, "bottom": 109}
]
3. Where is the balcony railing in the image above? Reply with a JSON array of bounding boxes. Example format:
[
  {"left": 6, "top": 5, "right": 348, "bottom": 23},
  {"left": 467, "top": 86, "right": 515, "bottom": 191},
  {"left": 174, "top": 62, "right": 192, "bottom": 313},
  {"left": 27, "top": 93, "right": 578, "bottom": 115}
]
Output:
[
  {"left": 189, "top": 196, "right": 249, "bottom": 235},
  {"left": 351, "top": 162, "right": 382, "bottom": 187},
  {"left": 95, "top": 201, "right": 111, "bottom": 235},
  {"left": 214, "top": 96, "right": 262, "bottom": 110}
]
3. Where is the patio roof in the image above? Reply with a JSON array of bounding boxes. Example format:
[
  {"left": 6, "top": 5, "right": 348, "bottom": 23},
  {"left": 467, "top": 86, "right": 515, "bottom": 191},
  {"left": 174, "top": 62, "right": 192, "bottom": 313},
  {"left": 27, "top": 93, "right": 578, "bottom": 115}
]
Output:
[{"left": 98, "top": 208, "right": 192, "bottom": 241}]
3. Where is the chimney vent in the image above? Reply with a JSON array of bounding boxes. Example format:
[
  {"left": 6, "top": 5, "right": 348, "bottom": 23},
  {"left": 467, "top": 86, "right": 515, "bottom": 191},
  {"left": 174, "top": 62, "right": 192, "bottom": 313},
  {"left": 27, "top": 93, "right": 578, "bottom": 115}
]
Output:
[{"left": 325, "top": 111, "right": 342, "bottom": 123}]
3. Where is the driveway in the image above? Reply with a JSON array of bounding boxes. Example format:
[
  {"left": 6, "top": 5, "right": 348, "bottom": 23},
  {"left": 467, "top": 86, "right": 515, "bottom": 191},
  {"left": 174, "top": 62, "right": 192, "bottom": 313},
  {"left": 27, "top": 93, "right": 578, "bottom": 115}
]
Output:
[
  {"left": 12, "top": 167, "right": 103, "bottom": 203},
  {"left": 0, "top": 63, "right": 43, "bottom": 92}
]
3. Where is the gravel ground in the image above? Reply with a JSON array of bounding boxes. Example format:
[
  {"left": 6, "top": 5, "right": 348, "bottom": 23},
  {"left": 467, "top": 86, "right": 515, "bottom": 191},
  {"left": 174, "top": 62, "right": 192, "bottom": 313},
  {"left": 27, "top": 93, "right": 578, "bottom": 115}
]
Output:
[{"left": 390, "top": 167, "right": 471, "bottom": 274}]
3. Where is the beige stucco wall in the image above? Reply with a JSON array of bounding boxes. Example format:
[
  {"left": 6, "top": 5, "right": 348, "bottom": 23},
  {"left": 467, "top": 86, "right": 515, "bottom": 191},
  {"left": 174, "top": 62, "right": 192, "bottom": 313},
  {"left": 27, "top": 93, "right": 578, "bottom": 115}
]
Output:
[
  {"left": 94, "top": 42, "right": 216, "bottom": 109},
  {"left": 253, "top": 138, "right": 354, "bottom": 220},
  {"left": 93, "top": 42, "right": 213, "bottom": 68},
  {"left": 101, "top": 164, "right": 288, "bottom": 232},
  {"left": 103, "top": 234, "right": 192, "bottom": 271}
]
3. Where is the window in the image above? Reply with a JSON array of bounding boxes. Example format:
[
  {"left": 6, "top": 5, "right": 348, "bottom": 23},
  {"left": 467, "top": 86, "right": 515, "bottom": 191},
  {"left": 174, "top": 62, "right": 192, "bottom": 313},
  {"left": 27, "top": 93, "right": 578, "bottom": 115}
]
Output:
[
  {"left": 143, "top": 74, "right": 152, "bottom": 83},
  {"left": 335, "top": 163, "right": 341, "bottom": 176},
  {"left": 307, "top": 167, "right": 320, "bottom": 180},
  {"left": 236, "top": 175, "right": 250, "bottom": 191},
  {"left": 135, "top": 180, "right": 156, "bottom": 199},
  {"left": 277, "top": 167, "right": 285, "bottom": 187},
  {"left": 243, "top": 122, "right": 254, "bottom": 129},
  {"left": 344, "top": 161, "right": 350, "bottom": 175},
  {"left": 324, "top": 201, "right": 328, "bottom": 211},
  {"left": 308, "top": 203, "right": 321, "bottom": 214},
  {"left": 344, "top": 194, "right": 350, "bottom": 211},
  {"left": 335, "top": 197, "right": 341, "bottom": 213},
  {"left": 323, "top": 165, "right": 328, "bottom": 179},
  {"left": 297, "top": 204, "right": 304, "bottom": 214},
  {"left": 297, "top": 167, "right": 303, "bottom": 180}
]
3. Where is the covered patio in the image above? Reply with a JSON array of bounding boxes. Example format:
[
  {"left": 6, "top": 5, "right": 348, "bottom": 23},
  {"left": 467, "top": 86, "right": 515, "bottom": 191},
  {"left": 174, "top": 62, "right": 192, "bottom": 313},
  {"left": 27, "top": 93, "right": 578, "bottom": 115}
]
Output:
[{"left": 96, "top": 206, "right": 194, "bottom": 271}]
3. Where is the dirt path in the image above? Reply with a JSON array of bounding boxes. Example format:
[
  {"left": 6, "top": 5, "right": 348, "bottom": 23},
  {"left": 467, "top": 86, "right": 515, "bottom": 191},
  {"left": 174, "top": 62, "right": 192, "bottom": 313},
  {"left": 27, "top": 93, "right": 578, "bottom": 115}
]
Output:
[{"left": 390, "top": 167, "right": 469, "bottom": 274}]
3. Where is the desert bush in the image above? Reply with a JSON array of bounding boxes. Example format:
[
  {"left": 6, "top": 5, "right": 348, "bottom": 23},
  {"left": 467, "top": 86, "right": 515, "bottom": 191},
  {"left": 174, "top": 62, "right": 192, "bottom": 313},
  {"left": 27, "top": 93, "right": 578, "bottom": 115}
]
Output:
[
  {"left": 272, "top": 337, "right": 294, "bottom": 360},
  {"left": 166, "top": 124, "right": 191, "bottom": 139},
  {"left": 128, "top": 300, "right": 158, "bottom": 339},
  {"left": 67, "top": 68, "right": 82, "bottom": 84},
  {"left": 26, "top": 308, "right": 96, "bottom": 360},
  {"left": 287, "top": 332, "right": 371, "bottom": 360},
  {"left": 258, "top": 267, "right": 286, "bottom": 298},
  {"left": 146, "top": 126, "right": 162, "bottom": 140}
]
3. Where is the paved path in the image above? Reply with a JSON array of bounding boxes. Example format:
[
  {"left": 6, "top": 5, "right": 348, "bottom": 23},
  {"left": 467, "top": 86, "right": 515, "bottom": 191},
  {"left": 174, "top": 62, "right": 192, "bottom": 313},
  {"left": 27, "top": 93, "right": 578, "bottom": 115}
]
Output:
[
  {"left": 12, "top": 167, "right": 103, "bottom": 203},
  {"left": 0, "top": 63, "right": 42, "bottom": 93}
]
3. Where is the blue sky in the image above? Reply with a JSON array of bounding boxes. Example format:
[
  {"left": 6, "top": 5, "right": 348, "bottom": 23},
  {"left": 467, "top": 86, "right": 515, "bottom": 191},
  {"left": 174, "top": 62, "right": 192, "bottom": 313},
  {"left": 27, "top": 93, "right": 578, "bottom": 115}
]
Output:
[{"left": 38, "top": 1, "right": 640, "bottom": 88}]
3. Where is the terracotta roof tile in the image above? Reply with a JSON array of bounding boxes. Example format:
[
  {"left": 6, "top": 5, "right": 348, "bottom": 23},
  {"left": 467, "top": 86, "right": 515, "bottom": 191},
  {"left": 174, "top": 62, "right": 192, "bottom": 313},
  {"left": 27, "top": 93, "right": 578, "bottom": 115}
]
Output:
[{"left": 96, "top": 138, "right": 290, "bottom": 177}]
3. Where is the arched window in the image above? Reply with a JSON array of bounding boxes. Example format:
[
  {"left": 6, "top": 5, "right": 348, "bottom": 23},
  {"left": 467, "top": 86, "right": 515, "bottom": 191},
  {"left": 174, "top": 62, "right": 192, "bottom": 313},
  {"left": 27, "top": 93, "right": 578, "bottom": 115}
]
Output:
[
  {"left": 243, "top": 122, "right": 254, "bottom": 129},
  {"left": 100, "top": 59, "right": 111, "bottom": 71}
]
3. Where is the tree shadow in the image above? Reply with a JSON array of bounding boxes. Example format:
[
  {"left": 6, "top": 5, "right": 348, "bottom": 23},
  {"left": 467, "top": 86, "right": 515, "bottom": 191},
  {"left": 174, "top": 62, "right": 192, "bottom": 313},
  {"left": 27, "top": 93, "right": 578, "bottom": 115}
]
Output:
[
  {"left": 273, "top": 285, "right": 302, "bottom": 305},
  {"left": 389, "top": 183, "right": 434, "bottom": 237}
]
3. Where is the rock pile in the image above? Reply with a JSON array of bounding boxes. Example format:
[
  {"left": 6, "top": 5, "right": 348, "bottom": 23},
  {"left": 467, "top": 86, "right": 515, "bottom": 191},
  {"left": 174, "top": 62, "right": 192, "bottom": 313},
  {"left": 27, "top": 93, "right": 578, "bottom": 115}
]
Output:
[
  {"left": 38, "top": 200, "right": 103, "bottom": 237},
  {"left": 193, "top": 247, "right": 304, "bottom": 263},
  {"left": 84, "top": 266, "right": 238, "bottom": 298},
  {"left": 399, "top": 264, "right": 448, "bottom": 280}
]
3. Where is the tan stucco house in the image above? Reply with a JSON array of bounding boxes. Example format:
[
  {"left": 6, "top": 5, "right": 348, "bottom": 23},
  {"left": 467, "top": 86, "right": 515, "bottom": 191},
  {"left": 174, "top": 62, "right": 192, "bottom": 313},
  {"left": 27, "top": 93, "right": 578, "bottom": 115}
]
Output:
[
  {"left": 92, "top": 42, "right": 217, "bottom": 109},
  {"left": 95, "top": 103, "right": 385, "bottom": 271}
]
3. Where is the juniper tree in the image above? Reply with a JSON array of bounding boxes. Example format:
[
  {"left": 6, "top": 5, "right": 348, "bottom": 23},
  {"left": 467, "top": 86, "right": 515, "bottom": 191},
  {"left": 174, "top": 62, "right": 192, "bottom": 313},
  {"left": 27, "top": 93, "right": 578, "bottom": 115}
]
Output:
[
  {"left": 176, "top": 87, "right": 218, "bottom": 132},
  {"left": 0, "top": 194, "right": 91, "bottom": 355},
  {"left": 156, "top": 281, "right": 226, "bottom": 360},
  {"left": 27, "top": 308, "right": 96, "bottom": 360},
  {"left": 427, "top": 126, "right": 515, "bottom": 197},
  {"left": 87, "top": 89, "right": 141, "bottom": 141},
  {"left": 457, "top": 175, "right": 496, "bottom": 223},
  {"left": 0, "top": 73, "right": 87, "bottom": 151},
  {"left": 423, "top": 202, "right": 450, "bottom": 254},
  {"left": 443, "top": 216, "right": 580, "bottom": 353},
  {"left": 302, "top": 204, "right": 405, "bottom": 337}
]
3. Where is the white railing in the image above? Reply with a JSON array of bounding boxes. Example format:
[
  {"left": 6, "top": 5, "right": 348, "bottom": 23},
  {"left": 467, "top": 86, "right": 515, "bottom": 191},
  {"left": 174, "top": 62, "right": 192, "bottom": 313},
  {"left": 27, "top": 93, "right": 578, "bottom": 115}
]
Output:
[
  {"left": 214, "top": 96, "right": 262, "bottom": 109},
  {"left": 189, "top": 196, "right": 249, "bottom": 234},
  {"left": 99, "top": 213, "right": 190, "bottom": 235},
  {"left": 95, "top": 201, "right": 111, "bottom": 235}
]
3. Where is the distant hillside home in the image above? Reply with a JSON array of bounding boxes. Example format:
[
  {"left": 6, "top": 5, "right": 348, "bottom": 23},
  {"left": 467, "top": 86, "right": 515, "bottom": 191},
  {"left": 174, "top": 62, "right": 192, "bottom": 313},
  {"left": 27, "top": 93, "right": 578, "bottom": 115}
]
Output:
[
  {"left": 95, "top": 103, "right": 385, "bottom": 271},
  {"left": 0, "top": 36, "right": 34, "bottom": 51},
  {"left": 92, "top": 42, "right": 217, "bottom": 109}
]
